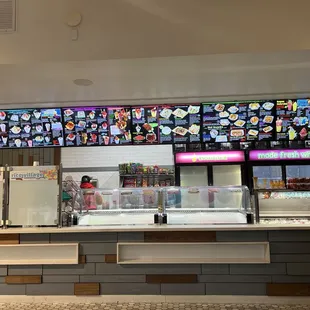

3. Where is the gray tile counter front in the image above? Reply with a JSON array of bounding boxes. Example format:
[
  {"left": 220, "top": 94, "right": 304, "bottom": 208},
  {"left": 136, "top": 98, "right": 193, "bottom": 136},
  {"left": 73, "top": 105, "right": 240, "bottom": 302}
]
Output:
[{"left": 0, "top": 230, "right": 310, "bottom": 296}]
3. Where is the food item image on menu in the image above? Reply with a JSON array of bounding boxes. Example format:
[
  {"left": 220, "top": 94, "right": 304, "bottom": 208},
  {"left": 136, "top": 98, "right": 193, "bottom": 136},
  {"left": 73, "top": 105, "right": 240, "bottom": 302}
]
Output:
[
  {"left": 160, "top": 108, "right": 173, "bottom": 119},
  {"left": 263, "top": 126, "right": 273, "bottom": 133},
  {"left": 91, "top": 123, "right": 97, "bottom": 131},
  {"left": 101, "top": 109, "right": 107, "bottom": 119},
  {"left": 276, "top": 117, "right": 283, "bottom": 133},
  {"left": 188, "top": 124, "right": 200, "bottom": 135},
  {"left": 248, "top": 129, "right": 259, "bottom": 136},
  {"left": 21, "top": 113, "right": 31, "bottom": 121},
  {"left": 250, "top": 116, "right": 259, "bottom": 125},
  {"left": 0, "top": 111, "right": 6, "bottom": 121},
  {"left": 81, "top": 132, "right": 87, "bottom": 144},
  {"left": 288, "top": 127, "right": 297, "bottom": 140},
  {"left": 228, "top": 106, "right": 239, "bottom": 114},
  {"left": 249, "top": 103, "right": 260, "bottom": 110},
  {"left": 24, "top": 124, "right": 31, "bottom": 134},
  {"left": 146, "top": 132, "right": 156, "bottom": 143},
  {"left": 172, "top": 108, "right": 188, "bottom": 119},
  {"left": 35, "top": 125, "right": 43, "bottom": 133},
  {"left": 66, "top": 133, "right": 76, "bottom": 141},
  {"left": 134, "top": 108, "right": 142, "bottom": 120},
  {"left": 263, "top": 115, "right": 274, "bottom": 124},
  {"left": 10, "top": 114, "right": 19, "bottom": 122},
  {"left": 231, "top": 129, "right": 244, "bottom": 137},
  {"left": 172, "top": 126, "right": 188, "bottom": 136},
  {"left": 33, "top": 110, "right": 41, "bottom": 119},
  {"left": 210, "top": 129, "right": 218, "bottom": 139},
  {"left": 234, "top": 120, "right": 245, "bottom": 127},
  {"left": 262, "top": 101, "right": 274, "bottom": 110},
  {"left": 188, "top": 105, "right": 200, "bottom": 114},
  {"left": 219, "top": 111, "right": 229, "bottom": 118},
  {"left": 143, "top": 123, "right": 152, "bottom": 132},
  {"left": 77, "top": 120, "right": 86, "bottom": 128},
  {"left": 88, "top": 111, "right": 95, "bottom": 119},
  {"left": 0, "top": 124, "right": 6, "bottom": 132},
  {"left": 2, "top": 137, "right": 7, "bottom": 145},
  {"left": 34, "top": 136, "right": 44, "bottom": 143},
  {"left": 65, "top": 121, "right": 75, "bottom": 131},
  {"left": 134, "top": 135, "right": 145, "bottom": 141},
  {"left": 116, "top": 120, "right": 127, "bottom": 130},
  {"left": 300, "top": 127, "right": 308, "bottom": 139},
  {"left": 214, "top": 103, "right": 225, "bottom": 112},
  {"left": 10, "top": 125, "right": 21, "bottom": 134},
  {"left": 228, "top": 114, "right": 238, "bottom": 121},
  {"left": 64, "top": 109, "right": 74, "bottom": 117},
  {"left": 102, "top": 122, "right": 108, "bottom": 130},
  {"left": 77, "top": 111, "right": 85, "bottom": 119},
  {"left": 124, "top": 131, "right": 131, "bottom": 141},
  {"left": 161, "top": 126, "right": 171, "bottom": 135},
  {"left": 220, "top": 119, "right": 230, "bottom": 126},
  {"left": 15, "top": 139, "right": 21, "bottom": 147},
  {"left": 215, "top": 135, "right": 227, "bottom": 142}
]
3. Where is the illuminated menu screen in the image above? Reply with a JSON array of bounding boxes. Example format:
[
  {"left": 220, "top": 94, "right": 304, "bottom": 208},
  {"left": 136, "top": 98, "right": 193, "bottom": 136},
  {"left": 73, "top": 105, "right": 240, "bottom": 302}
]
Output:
[
  {"left": 202, "top": 101, "right": 275, "bottom": 142},
  {"left": 108, "top": 107, "right": 132, "bottom": 145},
  {"left": 63, "top": 107, "right": 109, "bottom": 147},
  {"left": 246, "top": 100, "right": 275, "bottom": 141},
  {"left": 0, "top": 108, "right": 64, "bottom": 148},
  {"left": 158, "top": 105, "right": 201, "bottom": 144},
  {"left": 132, "top": 106, "right": 159, "bottom": 144},
  {"left": 202, "top": 102, "right": 247, "bottom": 142},
  {"left": 276, "top": 99, "right": 310, "bottom": 141}
]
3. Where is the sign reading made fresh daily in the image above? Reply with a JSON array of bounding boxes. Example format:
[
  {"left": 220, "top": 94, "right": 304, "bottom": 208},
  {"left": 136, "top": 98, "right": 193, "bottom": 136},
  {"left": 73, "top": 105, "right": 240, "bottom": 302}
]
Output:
[
  {"left": 175, "top": 151, "right": 245, "bottom": 164},
  {"left": 249, "top": 149, "right": 310, "bottom": 161}
]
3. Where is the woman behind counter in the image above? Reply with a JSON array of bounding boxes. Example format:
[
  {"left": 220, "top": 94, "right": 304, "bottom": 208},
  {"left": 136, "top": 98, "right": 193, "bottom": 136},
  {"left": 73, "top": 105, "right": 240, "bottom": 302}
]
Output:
[{"left": 80, "top": 175, "right": 102, "bottom": 210}]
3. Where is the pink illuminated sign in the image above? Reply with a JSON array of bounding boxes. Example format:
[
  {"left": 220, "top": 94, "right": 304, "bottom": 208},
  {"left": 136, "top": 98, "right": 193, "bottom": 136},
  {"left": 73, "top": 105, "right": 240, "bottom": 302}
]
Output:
[
  {"left": 175, "top": 151, "right": 245, "bottom": 164},
  {"left": 249, "top": 149, "right": 310, "bottom": 161}
]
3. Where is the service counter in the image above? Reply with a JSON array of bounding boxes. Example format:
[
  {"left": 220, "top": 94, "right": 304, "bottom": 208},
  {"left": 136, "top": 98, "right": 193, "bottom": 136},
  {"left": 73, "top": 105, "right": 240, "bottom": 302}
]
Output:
[{"left": 0, "top": 224, "right": 308, "bottom": 297}]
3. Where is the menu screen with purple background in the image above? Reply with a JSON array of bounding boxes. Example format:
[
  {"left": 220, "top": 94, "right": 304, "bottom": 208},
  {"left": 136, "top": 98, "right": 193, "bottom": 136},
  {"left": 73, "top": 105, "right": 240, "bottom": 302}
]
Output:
[
  {"left": 175, "top": 151, "right": 245, "bottom": 164},
  {"left": 0, "top": 108, "right": 64, "bottom": 148},
  {"left": 249, "top": 149, "right": 310, "bottom": 161},
  {"left": 62, "top": 107, "right": 109, "bottom": 147}
]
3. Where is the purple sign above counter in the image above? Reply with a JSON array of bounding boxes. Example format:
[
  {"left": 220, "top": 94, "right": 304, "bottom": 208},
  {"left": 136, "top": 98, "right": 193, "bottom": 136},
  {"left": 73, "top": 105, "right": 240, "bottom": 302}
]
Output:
[
  {"left": 175, "top": 151, "right": 245, "bottom": 164},
  {"left": 249, "top": 149, "right": 310, "bottom": 161}
]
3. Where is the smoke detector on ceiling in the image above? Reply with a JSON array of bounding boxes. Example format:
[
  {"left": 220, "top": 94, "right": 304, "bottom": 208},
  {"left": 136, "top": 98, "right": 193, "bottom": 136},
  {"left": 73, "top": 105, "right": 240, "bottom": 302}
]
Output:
[{"left": 0, "top": 0, "right": 16, "bottom": 33}]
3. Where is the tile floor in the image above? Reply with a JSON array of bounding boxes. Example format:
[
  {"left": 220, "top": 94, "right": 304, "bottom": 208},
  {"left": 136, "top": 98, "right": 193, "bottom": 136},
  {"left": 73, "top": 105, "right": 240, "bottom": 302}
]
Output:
[{"left": 0, "top": 303, "right": 309, "bottom": 310}]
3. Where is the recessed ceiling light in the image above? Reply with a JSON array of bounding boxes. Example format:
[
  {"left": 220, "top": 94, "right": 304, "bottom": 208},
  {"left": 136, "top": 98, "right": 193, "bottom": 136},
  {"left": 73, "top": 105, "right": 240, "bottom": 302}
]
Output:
[{"left": 73, "top": 79, "right": 93, "bottom": 86}]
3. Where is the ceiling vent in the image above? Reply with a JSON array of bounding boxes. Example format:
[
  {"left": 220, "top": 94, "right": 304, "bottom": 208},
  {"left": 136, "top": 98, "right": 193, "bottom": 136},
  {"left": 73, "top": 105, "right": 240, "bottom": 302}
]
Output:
[{"left": 0, "top": 0, "right": 15, "bottom": 33}]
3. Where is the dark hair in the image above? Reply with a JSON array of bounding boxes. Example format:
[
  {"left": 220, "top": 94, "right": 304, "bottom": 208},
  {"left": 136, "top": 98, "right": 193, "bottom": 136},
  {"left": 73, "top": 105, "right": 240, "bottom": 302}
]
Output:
[{"left": 81, "top": 175, "right": 91, "bottom": 183}]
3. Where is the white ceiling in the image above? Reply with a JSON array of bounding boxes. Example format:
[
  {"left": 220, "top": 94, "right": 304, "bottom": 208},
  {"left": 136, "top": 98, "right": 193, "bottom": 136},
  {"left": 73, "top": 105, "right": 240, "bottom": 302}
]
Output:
[
  {"left": 1, "top": 51, "right": 310, "bottom": 107},
  {"left": 1, "top": 0, "right": 310, "bottom": 64}
]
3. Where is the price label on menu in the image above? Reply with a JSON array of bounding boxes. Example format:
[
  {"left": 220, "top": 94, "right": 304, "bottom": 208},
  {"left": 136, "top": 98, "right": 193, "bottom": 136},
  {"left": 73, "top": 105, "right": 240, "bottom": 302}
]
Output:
[
  {"left": 246, "top": 101, "right": 275, "bottom": 141},
  {"left": 202, "top": 102, "right": 247, "bottom": 142},
  {"left": 63, "top": 107, "right": 110, "bottom": 147},
  {"left": 0, "top": 108, "right": 64, "bottom": 148},
  {"left": 108, "top": 107, "right": 132, "bottom": 145},
  {"left": 276, "top": 99, "right": 310, "bottom": 141},
  {"left": 158, "top": 105, "right": 201, "bottom": 144},
  {"left": 132, "top": 106, "right": 158, "bottom": 144}
]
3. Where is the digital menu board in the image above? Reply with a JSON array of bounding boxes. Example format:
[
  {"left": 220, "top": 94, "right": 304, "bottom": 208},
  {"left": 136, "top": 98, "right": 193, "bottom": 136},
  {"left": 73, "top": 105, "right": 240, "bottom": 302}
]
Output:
[
  {"left": 132, "top": 106, "right": 158, "bottom": 144},
  {"left": 246, "top": 101, "right": 275, "bottom": 141},
  {"left": 158, "top": 105, "right": 201, "bottom": 144},
  {"left": 63, "top": 107, "right": 109, "bottom": 147},
  {"left": 202, "top": 101, "right": 247, "bottom": 142},
  {"left": 276, "top": 99, "right": 310, "bottom": 141},
  {"left": 0, "top": 108, "right": 64, "bottom": 148},
  {"left": 108, "top": 107, "right": 132, "bottom": 145}
]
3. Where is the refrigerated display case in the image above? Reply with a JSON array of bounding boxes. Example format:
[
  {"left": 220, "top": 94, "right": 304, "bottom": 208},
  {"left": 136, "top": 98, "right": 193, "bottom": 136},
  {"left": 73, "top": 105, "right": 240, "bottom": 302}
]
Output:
[
  {"left": 175, "top": 151, "right": 246, "bottom": 187},
  {"left": 76, "top": 185, "right": 253, "bottom": 226},
  {"left": 249, "top": 149, "right": 310, "bottom": 223}
]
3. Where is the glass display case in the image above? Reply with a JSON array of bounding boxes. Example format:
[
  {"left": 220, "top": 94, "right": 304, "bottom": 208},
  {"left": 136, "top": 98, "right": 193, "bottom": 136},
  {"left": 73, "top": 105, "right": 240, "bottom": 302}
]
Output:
[
  {"left": 163, "top": 186, "right": 251, "bottom": 225},
  {"left": 254, "top": 189, "right": 310, "bottom": 224},
  {"left": 76, "top": 185, "right": 252, "bottom": 226}
]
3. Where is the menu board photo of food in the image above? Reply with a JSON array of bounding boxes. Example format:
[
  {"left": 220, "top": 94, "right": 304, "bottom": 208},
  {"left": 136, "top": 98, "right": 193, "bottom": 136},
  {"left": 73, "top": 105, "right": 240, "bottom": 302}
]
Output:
[
  {"left": 132, "top": 106, "right": 158, "bottom": 144},
  {"left": 108, "top": 107, "right": 131, "bottom": 145},
  {"left": 276, "top": 99, "right": 310, "bottom": 140},
  {"left": 0, "top": 108, "right": 64, "bottom": 148},
  {"left": 202, "top": 102, "right": 247, "bottom": 142},
  {"left": 63, "top": 107, "right": 110, "bottom": 147},
  {"left": 158, "top": 105, "right": 201, "bottom": 143},
  {"left": 246, "top": 101, "right": 275, "bottom": 141}
]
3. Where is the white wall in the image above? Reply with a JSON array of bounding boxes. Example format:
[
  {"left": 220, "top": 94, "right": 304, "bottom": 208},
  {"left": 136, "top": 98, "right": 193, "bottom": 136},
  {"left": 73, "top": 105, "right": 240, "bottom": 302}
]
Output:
[{"left": 62, "top": 145, "right": 174, "bottom": 188}]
